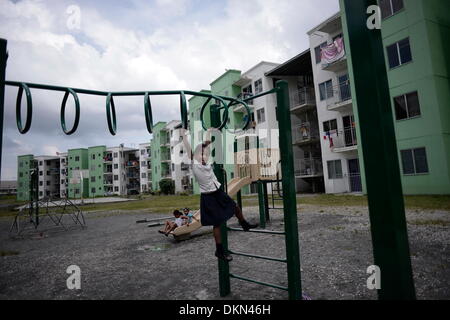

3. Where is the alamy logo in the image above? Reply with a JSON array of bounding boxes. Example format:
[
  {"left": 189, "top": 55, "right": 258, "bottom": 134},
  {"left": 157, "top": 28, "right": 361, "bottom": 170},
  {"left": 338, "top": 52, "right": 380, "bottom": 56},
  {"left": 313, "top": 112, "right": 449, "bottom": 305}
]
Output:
[
  {"left": 66, "top": 265, "right": 81, "bottom": 290},
  {"left": 367, "top": 265, "right": 381, "bottom": 290},
  {"left": 366, "top": 5, "right": 381, "bottom": 30},
  {"left": 66, "top": 5, "right": 81, "bottom": 30}
]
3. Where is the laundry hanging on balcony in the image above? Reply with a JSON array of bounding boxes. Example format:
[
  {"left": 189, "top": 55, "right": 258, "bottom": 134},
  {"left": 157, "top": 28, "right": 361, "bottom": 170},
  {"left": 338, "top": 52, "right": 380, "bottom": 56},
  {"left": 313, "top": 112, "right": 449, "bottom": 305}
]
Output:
[
  {"left": 321, "top": 37, "right": 345, "bottom": 65},
  {"left": 323, "top": 131, "right": 335, "bottom": 148}
]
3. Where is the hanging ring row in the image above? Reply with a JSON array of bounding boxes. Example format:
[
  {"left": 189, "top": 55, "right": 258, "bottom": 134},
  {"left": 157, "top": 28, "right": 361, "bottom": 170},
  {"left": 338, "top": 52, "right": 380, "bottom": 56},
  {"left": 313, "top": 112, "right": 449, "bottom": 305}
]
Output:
[{"left": 7, "top": 81, "right": 266, "bottom": 136}]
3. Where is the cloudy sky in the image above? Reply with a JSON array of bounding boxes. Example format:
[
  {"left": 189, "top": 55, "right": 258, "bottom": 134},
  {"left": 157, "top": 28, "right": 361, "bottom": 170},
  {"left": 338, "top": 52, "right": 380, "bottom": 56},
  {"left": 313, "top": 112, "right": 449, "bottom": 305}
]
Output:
[{"left": 0, "top": 0, "right": 339, "bottom": 180}]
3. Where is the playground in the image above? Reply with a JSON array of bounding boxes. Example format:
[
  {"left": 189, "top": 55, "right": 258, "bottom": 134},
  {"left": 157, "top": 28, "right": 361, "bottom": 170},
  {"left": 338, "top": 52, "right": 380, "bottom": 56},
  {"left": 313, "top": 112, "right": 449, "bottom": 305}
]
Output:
[
  {"left": 0, "top": 202, "right": 448, "bottom": 300},
  {"left": 0, "top": 1, "right": 448, "bottom": 301}
]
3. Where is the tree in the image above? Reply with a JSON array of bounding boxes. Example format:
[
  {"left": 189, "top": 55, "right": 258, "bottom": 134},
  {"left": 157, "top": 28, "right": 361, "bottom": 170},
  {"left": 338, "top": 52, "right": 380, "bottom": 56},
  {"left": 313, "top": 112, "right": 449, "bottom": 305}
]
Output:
[{"left": 159, "top": 179, "right": 175, "bottom": 195}]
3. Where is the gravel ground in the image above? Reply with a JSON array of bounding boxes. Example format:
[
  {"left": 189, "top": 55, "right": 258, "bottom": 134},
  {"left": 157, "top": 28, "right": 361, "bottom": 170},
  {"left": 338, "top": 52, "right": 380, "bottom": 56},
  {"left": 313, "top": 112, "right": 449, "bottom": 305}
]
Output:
[{"left": 0, "top": 205, "right": 448, "bottom": 300}]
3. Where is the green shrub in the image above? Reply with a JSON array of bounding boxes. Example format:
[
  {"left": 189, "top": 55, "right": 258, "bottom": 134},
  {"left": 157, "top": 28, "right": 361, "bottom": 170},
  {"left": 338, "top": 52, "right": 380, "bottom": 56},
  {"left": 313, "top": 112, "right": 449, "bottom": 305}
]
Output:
[{"left": 159, "top": 179, "right": 175, "bottom": 195}]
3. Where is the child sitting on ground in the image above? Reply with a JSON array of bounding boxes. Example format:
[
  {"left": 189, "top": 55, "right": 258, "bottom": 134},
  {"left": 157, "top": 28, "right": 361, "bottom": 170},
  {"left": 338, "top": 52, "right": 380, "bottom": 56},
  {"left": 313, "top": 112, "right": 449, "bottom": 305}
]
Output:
[
  {"left": 158, "top": 210, "right": 188, "bottom": 236},
  {"left": 183, "top": 207, "right": 198, "bottom": 226}
]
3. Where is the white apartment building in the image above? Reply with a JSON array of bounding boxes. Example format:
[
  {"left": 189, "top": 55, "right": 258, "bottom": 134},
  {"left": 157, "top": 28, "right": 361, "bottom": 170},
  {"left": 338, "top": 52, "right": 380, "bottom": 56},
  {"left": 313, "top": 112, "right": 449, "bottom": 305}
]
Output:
[
  {"left": 139, "top": 142, "right": 152, "bottom": 193},
  {"left": 58, "top": 152, "right": 68, "bottom": 198},
  {"left": 35, "top": 155, "right": 61, "bottom": 199},
  {"left": 308, "top": 13, "right": 362, "bottom": 194},
  {"left": 107, "top": 145, "right": 140, "bottom": 196},
  {"left": 165, "top": 120, "right": 192, "bottom": 193}
]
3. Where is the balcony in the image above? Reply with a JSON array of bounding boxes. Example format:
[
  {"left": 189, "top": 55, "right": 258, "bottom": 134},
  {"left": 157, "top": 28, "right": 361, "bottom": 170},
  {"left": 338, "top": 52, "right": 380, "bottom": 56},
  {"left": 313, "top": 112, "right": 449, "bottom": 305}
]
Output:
[
  {"left": 161, "top": 170, "right": 171, "bottom": 178},
  {"left": 329, "top": 127, "right": 358, "bottom": 153},
  {"left": 292, "top": 123, "right": 320, "bottom": 146},
  {"left": 295, "top": 158, "right": 323, "bottom": 178},
  {"left": 161, "top": 153, "right": 171, "bottom": 163},
  {"left": 103, "top": 180, "right": 113, "bottom": 186},
  {"left": 103, "top": 154, "right": 113, "bottom": 163},
  {"left": 125, "top": 160, "right": 139, "bottom": 167},
  {"left": 290, "top": 87, "right": 316, "bottom": 113},
  {"left": 321, "top": 37, "right": 347, "bottom": 72},
  {"left": 326, "top": 81, "right": 352, "bottom": 112}
]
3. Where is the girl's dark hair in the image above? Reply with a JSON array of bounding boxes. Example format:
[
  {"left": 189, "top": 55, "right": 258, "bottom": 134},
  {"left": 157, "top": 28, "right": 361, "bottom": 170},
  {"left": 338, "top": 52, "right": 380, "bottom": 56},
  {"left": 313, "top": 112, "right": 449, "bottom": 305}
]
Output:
[{"left": 173, "top": 210, "right": 182, "bottom": 216}]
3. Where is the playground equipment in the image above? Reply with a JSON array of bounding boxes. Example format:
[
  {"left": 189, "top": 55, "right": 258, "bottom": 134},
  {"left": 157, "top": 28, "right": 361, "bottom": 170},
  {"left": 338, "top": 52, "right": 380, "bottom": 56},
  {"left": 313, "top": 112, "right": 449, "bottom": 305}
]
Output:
[
  {"left": 170, "top": 145, "right": 281, "bottom": 239},
  {"left": 9, "top": 159, "right": 85, "bottom": 235},
  {"left": 0, "top": 1, "right": 416, "bottom": 298}
]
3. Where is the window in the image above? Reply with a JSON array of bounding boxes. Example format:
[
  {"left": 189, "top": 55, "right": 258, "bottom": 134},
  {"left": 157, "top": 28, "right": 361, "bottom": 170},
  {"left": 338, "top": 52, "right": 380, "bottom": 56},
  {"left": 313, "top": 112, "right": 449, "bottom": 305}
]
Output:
[
  {"left": 114, "top": 152, "right": 118, "bottom": 158},
  {"left": 114, "top": 164, "right": 118, "bottom": 169},
  {"left": 379, "top": 0, "right": 404, "bottom": 19},
  {"left": 254, "top": 79, "right": 263, "bottom": 94},
  {"left": 91, "top": 188, "right": 96, "bottom": 193},
  {"left": 327, "top": 160, "right": 343, "bottom": 179},
  {"left": 387, "top": 38, "right": 412, "bottom": 69},
  {"left": 46, "top": 160, "right": 51, "bottom": 166},
  {"left": 39, "top": 181, "right": 43, "bottom": 186},
  {"left": 141, "top": 161, "right": 146, "bottom": 167},
  {"left": 114, "top": 187, "right": 119, "bottom": 192},
  {"left": 314, "top": 42, "right": 327, "bottom": 64},
  {"left": 39, "top": 171, "right": 43, "bottom": 176},
  {"left": 19, "top": 172, "right": 23, "bottom": 178},
  {"left": 75, "top": 156, "right": 80, "bottom": 161},
  {"left": 141, "top": 150, "right": 145, "bottom": 155},
  {"left": 142, "top": 173, "right": 147, "bottom": 179},
  {"left": 394, "top": 91, "right": 421, "bottom": 120},
  {"left": 256, "top": 108, "right": 266, "bottom": 123},
  {"left": 19, "top": 162, "right": 23, "bottom": 168},
  {"left": 61, "top": 180, "right": 65, "bottom": 184},
  {"left": 114, "top": 175, "right": 119, "bottom": 181},
  {"left": 319, "top": 80, "right": 333, "bottom": 100},
  {"left": 91, "top": 176, "right": 96, "bottom": 183},
  {"left": 39, "top": 191, "right": 43, "bottom": 197},
  {"left": 46, "top": 181, "right": 50, "bottom": 186},
  {"left": 46, "top": 171, "right": 50, "bottom": 176},
  {"left": 323, "top": 119, "right": 338, "bottom": 133},
  {"left": 401, "top": 148, "right": 429, "bottom": 175},
  {"left": 75, "top": 189, "right": 80, "bottom": 194},
  {"left": 92, "top": 154, "right": 95, "bottom": 160},
  {"left": 39, "top": 161, "right": 43, "bottom": 166}
]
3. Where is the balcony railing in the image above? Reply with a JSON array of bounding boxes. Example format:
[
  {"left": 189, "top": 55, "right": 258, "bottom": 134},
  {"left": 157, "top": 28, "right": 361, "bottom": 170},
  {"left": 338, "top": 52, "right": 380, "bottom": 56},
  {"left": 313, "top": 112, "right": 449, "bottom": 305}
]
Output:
[
  {"left": 162, "top": 170, "right": 171, "bottom": 178},
  {"left": 328, "top": 127, "right": 357, "bottom": 150},
  {"left": 320, "top": 37, "right": 346, "bottom": 71},
  {"left": 290, "top": 87, "right": 316, "bottom": 110},
  {"left": 295, "top": 158, "right": 323, "bottom": 177},
  {"left": 292, "top": 123, "right": 319, "bottom": 145},
  {"left": 161, "top": 153, "right": 171, "bottom": 162},
  {"left": 326, "top": 81, "right": 352, "bottom": 110}
]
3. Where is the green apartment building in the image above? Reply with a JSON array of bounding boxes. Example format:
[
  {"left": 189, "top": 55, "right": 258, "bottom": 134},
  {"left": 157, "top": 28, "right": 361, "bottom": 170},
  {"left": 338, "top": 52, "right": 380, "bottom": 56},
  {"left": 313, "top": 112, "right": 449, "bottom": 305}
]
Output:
[
  {"left": 88, "top": 146, "right": 107, "bottom": 197},
  {"left": 17, "top": 155, "right": 34, "bottom": 201},
  {"left": 67, "top": 148, "right": 89, "bottom": 199},
  {"left": 150, "top": 121, "right": 169, "bottom": 191},
  {"left": 341, "top": 0, "right": 450, "bottom": 194}
]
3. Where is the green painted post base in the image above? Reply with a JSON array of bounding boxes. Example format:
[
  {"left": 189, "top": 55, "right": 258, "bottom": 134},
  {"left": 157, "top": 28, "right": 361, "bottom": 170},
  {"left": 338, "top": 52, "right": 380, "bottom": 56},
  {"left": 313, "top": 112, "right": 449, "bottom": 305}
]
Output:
[{"left": 258, "top": 181, "right": 266, "bottom": 229}]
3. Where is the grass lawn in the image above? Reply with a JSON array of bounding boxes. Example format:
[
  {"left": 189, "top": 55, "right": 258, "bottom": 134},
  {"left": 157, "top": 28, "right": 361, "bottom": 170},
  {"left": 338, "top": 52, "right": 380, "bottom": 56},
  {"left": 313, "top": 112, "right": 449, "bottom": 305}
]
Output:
[{"left": 1, "top": 194, "right": 449, "bottom": 218}]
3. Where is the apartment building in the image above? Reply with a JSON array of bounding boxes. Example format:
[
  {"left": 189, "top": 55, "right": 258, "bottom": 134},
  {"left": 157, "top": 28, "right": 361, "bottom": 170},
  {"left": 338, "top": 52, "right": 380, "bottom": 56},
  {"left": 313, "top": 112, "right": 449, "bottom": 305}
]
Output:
[
  {"left": 267, "top": 50, "right": 325, "bottom": 193},
  {"left": 151, "top": 122, "right": 170, "bottom": 191},
  {"left": 17, "top": 155, "right": 34, "bottom": 201},
  {"left": 340, "top": 0, "right": 450, "bottom": 195},
  {"left": 17, "top": 144, "right": 145, "bottom": 200},
  {"left": 308, "top": 13, "right": 362, "bottom": 194},
  {"left": 139, "top": 142, "right": 152, "bottom": 193},
  {"left": 36, "top": 155, "right": 61, "bottom": 199}
]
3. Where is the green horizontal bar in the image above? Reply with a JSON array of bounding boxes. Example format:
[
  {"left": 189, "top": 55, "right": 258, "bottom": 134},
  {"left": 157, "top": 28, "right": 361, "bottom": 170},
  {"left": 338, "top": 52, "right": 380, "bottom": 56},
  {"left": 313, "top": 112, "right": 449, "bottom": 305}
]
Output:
[
  {"left": 229, "top": 273, "right": 288, "bottom": 291},
  {"left": 227, "top": 227, "right": 285, "bottom": 235},
  {"left": 228, "top": 250, "right": 287, "bottom": 263},
  {"left": 217, "top": 88, "right": 278, "bottom": 104},
  {"left": 4, "top": 81, "right": 228, "bottom": 101}
]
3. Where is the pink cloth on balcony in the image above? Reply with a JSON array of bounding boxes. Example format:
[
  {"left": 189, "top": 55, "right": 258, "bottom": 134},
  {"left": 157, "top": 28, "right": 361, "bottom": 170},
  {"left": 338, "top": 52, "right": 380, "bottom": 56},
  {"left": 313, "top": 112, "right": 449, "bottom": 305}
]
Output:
[{"left": 321, "top": 37, "right": 345, "bottom": 65}]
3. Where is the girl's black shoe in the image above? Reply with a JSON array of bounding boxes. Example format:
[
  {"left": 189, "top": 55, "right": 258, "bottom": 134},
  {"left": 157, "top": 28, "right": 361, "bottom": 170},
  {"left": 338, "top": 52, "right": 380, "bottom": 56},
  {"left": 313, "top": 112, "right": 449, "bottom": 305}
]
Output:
[{"left": 239, "top": 220, "right": 258, "bottom": 231}]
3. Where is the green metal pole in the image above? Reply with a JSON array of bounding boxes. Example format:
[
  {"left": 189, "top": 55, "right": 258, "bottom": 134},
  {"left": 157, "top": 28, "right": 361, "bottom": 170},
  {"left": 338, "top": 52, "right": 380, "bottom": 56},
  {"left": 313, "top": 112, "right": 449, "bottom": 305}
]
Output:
[
  {"left": 257, "top": 181, "right": 266, "bottom": 229},
  {"left": 276, "top": 80, "right": 302, "bottom": 300},
  {"left": 0, "top": 39, "right": 7, "bottom": 182},
  {"left": 340, "top": 0, "right": 415, "bottom": 300},
  {"left": 234, "top": 139, "right": 243, "bottom": 210},
  {"left": 263, "top": 181, "right": 270, "bottom": 222},
  {"left": 211, "top": 104, "right": 230, "bottom": 297}
]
